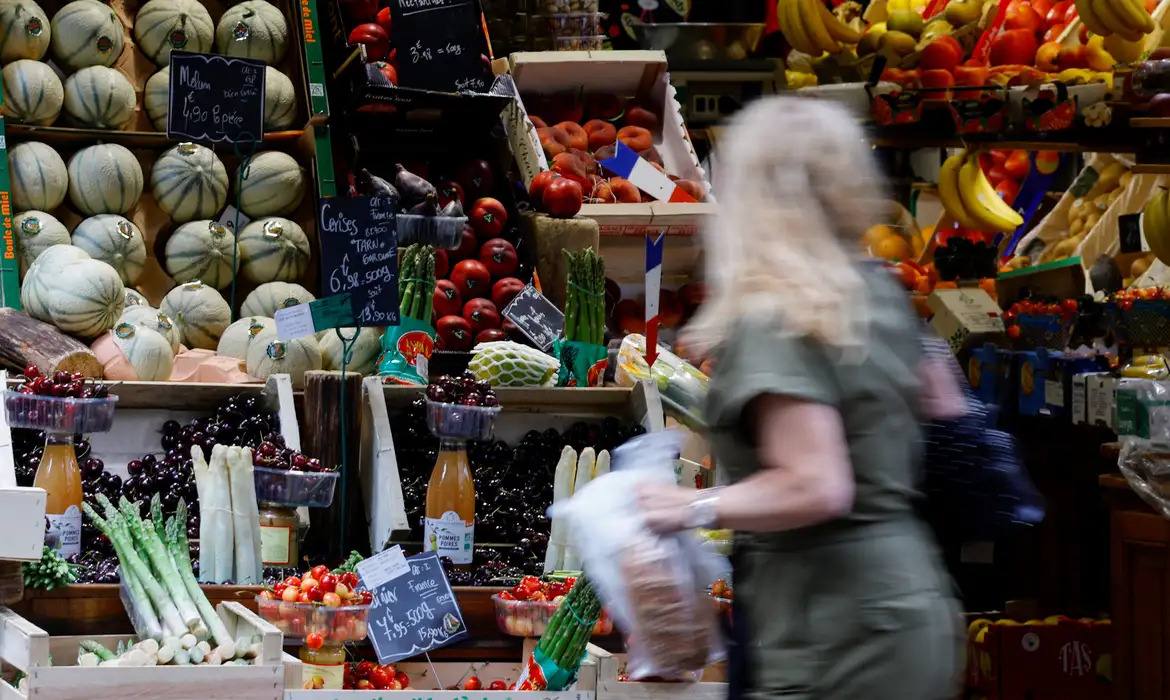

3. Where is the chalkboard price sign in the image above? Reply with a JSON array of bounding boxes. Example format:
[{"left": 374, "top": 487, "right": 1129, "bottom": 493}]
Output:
[
  {"left": 502, "top": 284, "right": 564, "bottom": 351},
  {"left": 389, "top": 0, "right": 487, "bottom": 93},
  {"left": 167, "top": 51, "right": 265, "bottom": 144},
  {"left": 318, "top": 196, "right": 399, "bottom": 327},
  {"left": 357, "top": 550, "right": 469, "bottom": 664}
]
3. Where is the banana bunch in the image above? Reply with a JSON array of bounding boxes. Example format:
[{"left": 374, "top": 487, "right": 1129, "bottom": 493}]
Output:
[
  {"left": 938, "top": 150, "right": 1025, "bottom": 233},
  {"left": 778, "top": 0, "right": 861, "bottom": 56},
  {"left": 1075, "top": 0, "right": 1155, "bottom": 41},
  {"left": 1143, "top": 189, "right": 1170, "bottom": 266}
]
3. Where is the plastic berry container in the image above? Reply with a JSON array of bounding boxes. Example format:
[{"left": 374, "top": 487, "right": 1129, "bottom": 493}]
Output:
[
  {"left": 547, "top": 12, "right": 602, "bottom": 37},
  {"left": 4, "top": 393, "right": 118, "bottom": 434},
  {"left": 493, "top": 595, "right": 613, "bottom": 637},
  {"left": 253, "top": 466, "right": 340, "bottom": 508},
  {"left": 554, "top": 35, "right": 605, "bottom": 50},
  {"left": 425, "top": 399, "right": 501, "bottom": 441},
  {"left": 256, "top": 596, "right": 372, "bottom": 643},
  {"left": 397, "top": 214, "right": 468, "bottom": 250},
  {"left": 544, "top": 0, "right": 599, "bottom": 13}
]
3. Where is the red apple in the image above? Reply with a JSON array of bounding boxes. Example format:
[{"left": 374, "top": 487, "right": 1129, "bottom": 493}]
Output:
[
  {"left": 920, "top": 36, "right": 963, "bottom": 72},
  {"left": 1005, "top": 2, "right": 1045, "bottom": 36},
  {"left": 989, "top": 29, "right": 1039, "bottom": 67}
]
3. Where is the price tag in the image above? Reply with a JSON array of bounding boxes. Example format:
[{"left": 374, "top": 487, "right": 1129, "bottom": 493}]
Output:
[
  {"left": 167, "top": 51, "right": 265, "bottom": 144},
  {"left": 354, "top": 545, "right": 410, "bottom": 590},
  {"left": 358, "top": 551, "right": 469, "bottom": 664},
  {"left": 318, "top": 196, "right": 399, "bottom": 327},
  {"left": 389, "top": 0, "right": 487, "bottom": 93},
  {"left": 502, "top": 285, "right": 564, "bottom": 351}
]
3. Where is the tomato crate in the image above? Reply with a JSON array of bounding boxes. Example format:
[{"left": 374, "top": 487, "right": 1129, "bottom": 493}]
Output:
[{"left": 0, "top": 601, "right": 300, "bottom": 700}]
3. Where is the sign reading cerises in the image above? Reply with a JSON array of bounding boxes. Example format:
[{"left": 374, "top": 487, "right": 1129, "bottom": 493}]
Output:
[
  {"left": 318, "top": 196, "right": 399, "bottom": 327},
  {"left": 167, "top": 51, "right": 265, "bottom": 144},
  {"left": 357, "top": 550, "right": 468, "bottom": 664},
  {"left": 389, "top": 0, "right": 487, "bottom": 93}
]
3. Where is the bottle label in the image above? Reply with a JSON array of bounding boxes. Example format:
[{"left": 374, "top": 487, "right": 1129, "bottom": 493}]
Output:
[
  {"left": 259, "top": 524, "right": 292, "bottom": 566},
  {"left": 302, "top": 661, "right": 345, "bottom": 690},
  {"left": 423, "top": 511, "right": 474, "bottom": 564},
  {"left": 46, "top": 505, "right": 81, "bottom": 558}
]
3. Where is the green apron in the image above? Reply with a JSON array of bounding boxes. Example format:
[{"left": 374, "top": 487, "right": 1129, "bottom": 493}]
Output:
[{"left": 706, "top": 265, "right": 963, "bottom": 700}]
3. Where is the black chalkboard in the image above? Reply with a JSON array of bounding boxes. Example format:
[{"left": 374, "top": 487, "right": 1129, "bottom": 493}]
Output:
[
  {"left": 318, "top": 196, "right": 400, "bottom": 326},
  {"left": 168, "top": 51, "right": 265, "bottom": 144},
  {"left": 389, "top": 0, "right": 487, "bottom": 93},
  {"left": 1120, "top": 213, "right": 1144, "bottom": 254},
  {"left": 503, "top": 284, "right": 564, "bottom": 351},
  {"left": 358, "top": 551, "right": 469, "bottom": 664}
]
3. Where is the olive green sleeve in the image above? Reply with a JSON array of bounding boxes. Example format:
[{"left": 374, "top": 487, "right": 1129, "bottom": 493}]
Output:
[{"left": 705, "top": 321, "right": 841, "bottom": 430}]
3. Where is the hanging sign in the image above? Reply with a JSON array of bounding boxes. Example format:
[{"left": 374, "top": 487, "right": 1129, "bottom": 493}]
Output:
[{"left": 167, "top": 51, "right": 265, "bottom": 143}]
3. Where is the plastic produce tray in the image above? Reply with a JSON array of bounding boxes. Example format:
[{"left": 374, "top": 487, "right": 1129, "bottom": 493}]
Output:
[
  {"left": 253, "top": 466, "right": 339, "bottom": 508},
  {"left": 425, "top": 399, "right": 501, "bottom": 441},
  {"left": 1110, "top": 298, "right": 1170, "bottom": 349},
  {"left": 4, "top": 394, "right": 118, "bottom": 434},
  {"left": 492, "top": 595, "right": 613, "bottom": 638}
]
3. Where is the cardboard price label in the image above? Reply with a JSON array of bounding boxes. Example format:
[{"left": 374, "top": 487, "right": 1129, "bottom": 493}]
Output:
[{"left": 168, "top": 51, "right": 265, "bottom": 143}]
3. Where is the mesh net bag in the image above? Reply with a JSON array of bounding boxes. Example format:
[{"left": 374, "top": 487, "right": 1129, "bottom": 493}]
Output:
[{"left": 468, "top": 341, "right": 560, "bottom": 387}]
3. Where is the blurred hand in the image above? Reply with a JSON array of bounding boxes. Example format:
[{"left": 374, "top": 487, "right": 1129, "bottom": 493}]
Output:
[{"left": 635, "top": 481, "right": 696, "bottom": 534}]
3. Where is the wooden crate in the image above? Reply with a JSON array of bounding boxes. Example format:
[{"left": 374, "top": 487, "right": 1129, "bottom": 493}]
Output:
[
  {"left": 592, "top": 649, "right": 726, "bottom": 700},
  {"left": 358, "top": 381, "right": 665, "bottom": 554},
  {"left": 0, "top": 601, "right": 300, "bottom": 700}
]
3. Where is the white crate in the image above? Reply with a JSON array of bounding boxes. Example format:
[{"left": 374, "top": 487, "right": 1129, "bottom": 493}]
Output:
[
  {"left": 0, "top": 601, "right": 299, "bottom": 700},
  {"left": 592, "top": 649, "right": 727, "bottom": 700}
]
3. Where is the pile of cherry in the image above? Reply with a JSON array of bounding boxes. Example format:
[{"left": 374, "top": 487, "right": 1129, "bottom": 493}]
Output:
[{"left": 12, "top": 365, "right": 112, "bottom": 398}]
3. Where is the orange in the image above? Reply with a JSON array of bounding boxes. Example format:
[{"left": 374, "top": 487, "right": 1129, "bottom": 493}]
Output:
[
  {"left": 863, "top": 224, "right": 898, "bottom": 251},
  {"left": 872, "top": 234, "right": 913, "bottom": 261},
  {"left": 979, "top": 278, "right": 997, "bottom": 296}
]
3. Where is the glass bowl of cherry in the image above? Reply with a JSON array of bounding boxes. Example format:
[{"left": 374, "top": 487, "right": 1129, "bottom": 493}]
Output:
[
  {"left": 424, "top": 372, "right": 501, "bottom": 441},
  {"left": 252, "top": 442, "right": 340, "bottom": 508},
  {"left": 5, "top": 366, "right": 118, "bottom": 434}
]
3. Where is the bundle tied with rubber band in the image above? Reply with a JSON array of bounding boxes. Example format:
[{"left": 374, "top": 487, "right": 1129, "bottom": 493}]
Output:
[
  {"left": 558, "top": 248, "right": 607, "bottom": 386},
  {"left": 514, "top": 573, "right": 604, "bottom": 691}
]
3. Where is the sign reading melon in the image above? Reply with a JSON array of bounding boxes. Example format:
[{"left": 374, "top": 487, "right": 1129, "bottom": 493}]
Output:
[{"left": 168, "top": 51, "right": 266, "bottom": 144}]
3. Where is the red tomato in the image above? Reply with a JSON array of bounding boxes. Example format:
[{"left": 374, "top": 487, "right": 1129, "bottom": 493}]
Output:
[
  {"left": 476, "top": 328, "right": 508, "bottom": 344},
  {"left": 489, "top": 680, "right": 508, "bottom": 690},
  {"left": 319, "top": 574, "right": 338, "bottom": 593},
  {"left": 433, "top": 279, "right": 463, "bottom": 318},
  {"left": 370, "top": 667, "right": 392, "bottom": 690},
  {"left": 455, "top": 159, "right": 495, "bottom": 200},
  {"left": 452, "top": 225, "right": 478, "bottom": 262},
  {"left": 995, "top": 179, "right": 1021, "bottom": 206},
  {"left": 348, "top": 23, "right": 389, "bottom": 60},
  {"left": 306, "top": 632, "right": 325, "bottom": 650},
  {"left": 479, "top": 238, "right": 519, "bottom": 278},
  {"left": 491, "top": 277, "right": 525, "bottom": 309},
  {"left": 470, "top": 197, "right": 508, "bottom": 238},
  {"left": 451, "top": 259, "right": 492, "bottom": 299},
  {"left": 543, "top": 178, "right": 583, "bottom": 218},
  {"left": 1004, "top": 150, "right": 1031, "bottom": 180},
  {"left": 434, "top": 248, "right": 449, "bottom": 279},
  {"left": 436, "top": 315, "right": 474, "bottom": 351},
  {"left": 437, "top": 179, "right": 465, "bottom": 207},
  {"left": 375, "top": 6, "right": 392, "bottom": 34},
  {"left": 311, "top": 565, "right": 330, "bottom": 580},
  {"left": 464, "top": 676, "right": 482, "bottom": 691},
  {"left": 528, "top": 170, "right": 561, "bottom": 205},
  {"left": 371, "top": 61, "right": 397, "bottom": 86},
  {"left": 464, "top": 299, "right": 501, "bottom": 335}
]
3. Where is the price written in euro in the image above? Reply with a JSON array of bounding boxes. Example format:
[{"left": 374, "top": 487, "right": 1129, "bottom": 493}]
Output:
[
  {"left": 167, "top": 52, "right": 265, "bottom": 144},
  {"left": 317, "top": 196, "right": 399, "bottom": 327}
]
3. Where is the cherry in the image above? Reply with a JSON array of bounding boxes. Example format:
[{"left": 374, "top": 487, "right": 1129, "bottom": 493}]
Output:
[
  {"left": 53, "top": 371, "right": 71, "bottom": 384},
  {"left": 258, "top": 441, "right": 277, "bottom": 457},
  {"left": 23, "top": 365, "right": 39, "bottom": 379},
  {"left": 291, "top": 453, "right": 309, "bottom": 470}
]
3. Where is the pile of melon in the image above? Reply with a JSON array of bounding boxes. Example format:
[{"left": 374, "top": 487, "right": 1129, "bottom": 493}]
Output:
[{"left": 0, "top": 0, "right": 300, "bottom": 133}]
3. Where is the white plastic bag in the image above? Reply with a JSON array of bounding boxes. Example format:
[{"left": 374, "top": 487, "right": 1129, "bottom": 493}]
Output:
[{"left": 551, "top": 430, "right": 727, "bottom": 680}]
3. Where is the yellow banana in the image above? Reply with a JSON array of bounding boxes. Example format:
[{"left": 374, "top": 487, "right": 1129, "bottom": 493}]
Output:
[
  {"left": 784, "top": 0, "right": 822, "bottom": 55},
  {"left": 1143, "top": 190, "right": 1170, "bottom": 265},
  {"left": 776, "top": 0, "right": 797, "bottom": 48},
  {"left": 959, "top": 153, "right": 1024, "bottom": 233},
  {"left": 816, "top": 0, "right": 861, "bottom": 43},
  {"left": 938, "top": 152, "right": 988, "bottom": 232},
  {"left": 798, "top": 0, "right": 840, "bottom": 53},
  {"left": 1075, "top": 0, "right": 1111, "bottom": 36},
  {"left": 1092, "top": 0, "right": 1144, "bottom": 39},
  {"left": 1113, "top": 0, "right": 1156, "bottom": 34}
]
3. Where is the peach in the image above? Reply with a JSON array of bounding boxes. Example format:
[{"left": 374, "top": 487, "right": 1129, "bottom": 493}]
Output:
[
  {"left": 625, "top": 102, "right": 660, "bottom": 131},
  {"left": 584, "top": 119, "right": 618, "bottom": 152},
  {"left": 585, "top": 93, "right": 623, "bottom": 121},
  {"left": 529, "top": 115, "right": 548, "bottom": 129},
  {"left": 538, "top": 128, "right": 567, "bottom": 158},
  {"left": 608, "top": 177, "right": 640, "bottom": 203},
  {"left": 589, "top": 179, "right": 616, "bottom": 203},
  {"left": 594, "top": 143, "right": 617, "bottom": 162},
  {"left": 617, "top": 125, "right": 653, "bottom": 152},
  {"left": 673, "top": 179, "right": 705, "bottom": 202},
  {"left": 555, "top": 121, "right": 588, "bottom": 151}
]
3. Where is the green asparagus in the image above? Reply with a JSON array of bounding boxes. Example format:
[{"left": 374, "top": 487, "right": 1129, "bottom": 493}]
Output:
[
  {"left": 117, "top": 496, "right": 201, "bottom": 629},
  {"left": 167, "top": 500, "right": 236, "bottom": 650}
]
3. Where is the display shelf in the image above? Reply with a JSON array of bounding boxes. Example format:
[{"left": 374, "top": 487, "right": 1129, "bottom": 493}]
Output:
[{"left": 2, "top": 125, "right": 309, "bottom": 149}]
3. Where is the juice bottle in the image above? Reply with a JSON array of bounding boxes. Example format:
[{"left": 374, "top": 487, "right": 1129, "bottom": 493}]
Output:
[
  {"left": 423, "top": 439, "right": 475, "bottom": 564},
  {"left": 33, "top": 435, "right": 83, "bottom": 557}
]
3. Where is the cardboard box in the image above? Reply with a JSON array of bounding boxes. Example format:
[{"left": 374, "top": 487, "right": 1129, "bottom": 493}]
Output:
[
  {"left": 1018, "top": 350, "right": 1051, "bottom": 417},
  {"left": 966, "top": 618, "right": 1114, "bottom": 700},
  {"left": 1048, "top": 356, "right": 1105, "bottom": 421},
  {"left": 495, "top": 50, "right": 717, "bottom": 237},
  {"left": 927, "top": 289, "right": 1006, "bottom": 355}
]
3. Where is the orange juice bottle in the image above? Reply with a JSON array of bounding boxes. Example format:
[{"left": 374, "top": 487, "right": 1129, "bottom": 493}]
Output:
[
  {"left": 33, "top": 436, "right": 83, "bottom": 557},
  {"left": 423, "top": 439, "right": 475, "bottom": 564}
]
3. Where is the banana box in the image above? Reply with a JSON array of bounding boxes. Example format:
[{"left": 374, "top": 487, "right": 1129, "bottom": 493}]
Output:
[
  {"left": 1017, "top": 350, "right": 1053, "bottom": 417},
  {"left": 966, "top": 616, "right": 1113, "bottom": 700}
]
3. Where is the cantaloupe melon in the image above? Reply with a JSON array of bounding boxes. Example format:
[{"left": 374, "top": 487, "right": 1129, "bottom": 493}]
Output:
[
  {"left": 8, "top": 141, "right": 68, "bottom": 212},
  {"left": 50, "top": 0, "right": 123, "bottom": 70},
  {"left": 119, "top": 304, "right": 181, "bottom": 353},
  {"left": 13, "top": 210, "right": 70, "bottom": 277},
  {"left": 245, "top": 326, "right": 320, "bottom": 386},
  {"left": 67, "top": 144, "right": 144, "bottom": 215},
  {"left": 264, "top": 66, "right": 297, "bottom": 131},
  {"left": 150, "top": 143, "right": 228, "bottom": 223},
  {"left": 43, "top": 258, "right": 126, "bottom": 337},
  {"left": 319, "top": 326, "right": 383, "bottom": 374},
  {"left": 72, "top": 215, "right": 146, "bottom": 285},
  {"left": 63, "top": 66, "right": 136, "bottom": 130},
  {"left": 1, "top": 59, "right": 62, "bottom": 125},
  {"left": 217, "top": 315, "right": 274, "bottom": 359},
  {"left": 160, "top": 281, "right": 231, "bottom": 349},
  {"left": 215, "top": 0, "right": 288, "bottom": 65},
  {"left": 238, "top": 217, "right": 310, "bottom": 284},
  {"left": 144, "top": 66, "right": 169, "bottom": 130},
  {"left": 164, "top": 220, "right": 239, "bottom": 289},
  {"left": 240, "top": 281, "right": 314, "bottom": 318},
  {"left": 20, "top": 243, "right": 88, "bottom": 319},
  {"left": 0, "top": 0, "right": 51, "bottom": 63},
  {"left": 133, "top": 0, "right": 213, "bottom": 66},
  {"left": 110, "top": 322, "right": 174, "bottom": 381},
  {"left": 237, "top": 150, "right": 305, "bottom": 217}
]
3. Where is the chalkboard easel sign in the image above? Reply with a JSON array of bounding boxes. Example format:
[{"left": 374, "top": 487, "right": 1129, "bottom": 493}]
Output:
[
  {"left": 318, "top": 196, "right": 400, "bottom": 327},
  {"left": 503, "top": 284, "right": 565, "bottom": 351},
  {"left": 357, "top": 549, "right": 469, "bottom": 664},
  {"left": 388, "top": 0, "right": 488, "bottom": 93},
  {"left": 168, "top": 51, "right": 265, "bottom": 144}
]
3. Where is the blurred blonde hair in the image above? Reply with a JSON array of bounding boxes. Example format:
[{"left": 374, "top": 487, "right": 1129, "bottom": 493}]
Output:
[{"left": 682, "top": 97, "right": 888, "bottom": 357}]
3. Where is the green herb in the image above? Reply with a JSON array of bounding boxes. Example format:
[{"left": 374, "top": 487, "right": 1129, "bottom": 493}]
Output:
[{"left": 332, "top": 551, "right": 364, "bottom": 575}]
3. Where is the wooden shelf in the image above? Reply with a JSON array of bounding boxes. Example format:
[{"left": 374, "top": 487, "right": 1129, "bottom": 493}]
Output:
[
  {"left": 3, "top": 379, "right": 282, "bottom": 411},
  {"left": 1130, "top": 118, "right": 1170, "bottom": 128},
  {"left": 1131, "top": 163, "right": 1170, "bottom": 174},
  {"left": 4, "top": 125, "right": 308, "bottom": 151}
]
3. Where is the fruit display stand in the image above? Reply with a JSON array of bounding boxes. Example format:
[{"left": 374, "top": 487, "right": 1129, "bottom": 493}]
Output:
[{"left": 0, "top": 602, "right": 298, "bottom": 700}]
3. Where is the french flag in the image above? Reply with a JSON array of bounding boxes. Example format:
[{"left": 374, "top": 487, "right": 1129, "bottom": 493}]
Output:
[
  {"left": 599, "top": 142, "right": 698, "bottom": 203},
  {"left": 645, "top": 233, "right": 664, "bottom": 367}
]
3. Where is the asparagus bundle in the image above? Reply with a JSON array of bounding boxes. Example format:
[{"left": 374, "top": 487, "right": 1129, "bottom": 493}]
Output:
[
  {"left": 562, "top": 248, "right": 605, "bottom": 346},
  {"left": 399, "top": 243, "right": 437, "bottom": 322},
  {"left": 516, "top": 575, "right": 601, "bottom": 691}
]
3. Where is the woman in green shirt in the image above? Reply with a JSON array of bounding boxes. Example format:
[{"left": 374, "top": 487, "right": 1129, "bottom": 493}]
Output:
[{"left": 637, "top": 98, "right": 963, "bottom": 700}]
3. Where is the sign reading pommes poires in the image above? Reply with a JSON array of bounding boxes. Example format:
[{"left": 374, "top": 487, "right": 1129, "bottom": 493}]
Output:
[{"left": 167, "top": 51, "right": 265, "bottom": 143}]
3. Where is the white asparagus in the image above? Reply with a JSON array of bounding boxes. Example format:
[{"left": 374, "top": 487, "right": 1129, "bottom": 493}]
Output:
[
  {"left": 593, "top": 449, "right": 610, "bottom": 479},
  {"left": 216, "top": 641, "right": 237, "bottom": 660},
  {"left": 157, "top": 645, "right": 175, "bottom": 664},
  {"left": 563, "top": 447, "right": 595, "bottom": 571},
  {"left": 174, "top": 648, "right": 190, "bottom": 665},
  {"left": 227, "top": 446, "right": 263, "bottom": 584},
  {"left": 98, "top": 659, "right": 121, "bottom": 667},
  {"left": 163, "top": 636, "right": 182, "bottom": 650},
  {"left": 543, "top": 446, "right": 577, "bottom": 574},
  {"left": 196, "top": 641, "right": 211, "bottom": 655},
  {"left": 136, "top": 639, "right": 159, "bottom": 655},
  {"left": 180, "top": 633, "right": 197, "bottom": 649},
  {"left": 191, "top": 445, "right": 215, "bottom": 583},
  {"left": 209, "top": 445, "right": 235, "bottom": 583},
  {"left": 188, "top": 645, "right": 205, "bottom": 664},
  {"left": 78, "top": 653, "right": 100, "bottom": 667},
  {"left": 124, "top": 649, "right": 148, "bottom": 667},
  {"left": 144, "top": 653, "right": 158, "bottom": 666}
]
